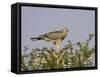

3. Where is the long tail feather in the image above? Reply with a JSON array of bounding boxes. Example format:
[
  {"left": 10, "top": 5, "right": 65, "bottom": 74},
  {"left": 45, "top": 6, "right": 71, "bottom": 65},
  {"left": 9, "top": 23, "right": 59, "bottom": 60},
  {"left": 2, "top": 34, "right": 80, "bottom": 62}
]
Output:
[{"left": 30, "top": 37, "right": 41, "bottom": 41}]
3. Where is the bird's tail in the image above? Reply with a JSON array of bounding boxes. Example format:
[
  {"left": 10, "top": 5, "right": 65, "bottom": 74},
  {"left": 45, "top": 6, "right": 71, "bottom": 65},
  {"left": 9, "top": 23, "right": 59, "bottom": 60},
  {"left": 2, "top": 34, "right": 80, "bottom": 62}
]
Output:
[{"left": 30, "top": 37, "right": 42, "bottom": 41}]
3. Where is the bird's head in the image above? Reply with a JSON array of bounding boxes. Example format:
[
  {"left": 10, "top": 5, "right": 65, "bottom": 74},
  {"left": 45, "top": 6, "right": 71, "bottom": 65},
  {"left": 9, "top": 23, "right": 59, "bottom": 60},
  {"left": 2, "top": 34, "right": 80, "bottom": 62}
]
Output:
[{"left": 62, "top": 27, "right": 69, "bottom": 32}]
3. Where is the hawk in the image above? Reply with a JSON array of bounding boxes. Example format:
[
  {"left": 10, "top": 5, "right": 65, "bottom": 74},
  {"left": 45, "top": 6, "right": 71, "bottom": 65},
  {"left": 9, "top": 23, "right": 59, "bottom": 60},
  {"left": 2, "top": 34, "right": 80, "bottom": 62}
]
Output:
[{"left": 30, "top": 27, "right": 69, "bottom": 51}]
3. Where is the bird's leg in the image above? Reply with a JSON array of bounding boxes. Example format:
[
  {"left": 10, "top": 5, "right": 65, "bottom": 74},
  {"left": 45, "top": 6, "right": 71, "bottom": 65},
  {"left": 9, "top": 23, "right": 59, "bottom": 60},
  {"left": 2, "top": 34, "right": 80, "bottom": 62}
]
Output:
[
  {"left": 54, "top": 39, "right": 61, "bottom": 52},
  {"left": 57, "top": 40, "right": 61, "bottom": 52},
  {"left": 53, "top": 41, "right": 57, "bottom": 51}
]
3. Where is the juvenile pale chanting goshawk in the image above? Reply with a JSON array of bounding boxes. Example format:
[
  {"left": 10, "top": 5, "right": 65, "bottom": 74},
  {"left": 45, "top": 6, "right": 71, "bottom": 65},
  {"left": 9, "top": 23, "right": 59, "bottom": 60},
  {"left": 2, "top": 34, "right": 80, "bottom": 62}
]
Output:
[{"left": 30, "top": 27, "right": 69, "bottom": 51}]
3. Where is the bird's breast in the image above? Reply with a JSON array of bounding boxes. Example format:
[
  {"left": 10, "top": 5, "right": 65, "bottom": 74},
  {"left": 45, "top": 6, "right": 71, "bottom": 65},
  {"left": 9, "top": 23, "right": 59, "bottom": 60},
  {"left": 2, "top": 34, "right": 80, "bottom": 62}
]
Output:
[{"left": 61, "top": 32, "right": 67, "bottom": 41}]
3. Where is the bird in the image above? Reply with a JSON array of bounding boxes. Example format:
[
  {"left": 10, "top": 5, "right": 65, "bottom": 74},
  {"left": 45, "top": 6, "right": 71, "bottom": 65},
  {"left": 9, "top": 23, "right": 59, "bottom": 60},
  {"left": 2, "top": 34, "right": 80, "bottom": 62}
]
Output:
[{"left": 30, "top": 27, "right": 69, "bottom": 52}]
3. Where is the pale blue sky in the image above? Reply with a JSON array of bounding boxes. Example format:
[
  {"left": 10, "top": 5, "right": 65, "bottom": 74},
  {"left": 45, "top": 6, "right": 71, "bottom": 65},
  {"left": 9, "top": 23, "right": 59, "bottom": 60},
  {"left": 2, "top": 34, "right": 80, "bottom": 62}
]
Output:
[{"left": 21, "top": 6, "right": 95, "bottom": 52}]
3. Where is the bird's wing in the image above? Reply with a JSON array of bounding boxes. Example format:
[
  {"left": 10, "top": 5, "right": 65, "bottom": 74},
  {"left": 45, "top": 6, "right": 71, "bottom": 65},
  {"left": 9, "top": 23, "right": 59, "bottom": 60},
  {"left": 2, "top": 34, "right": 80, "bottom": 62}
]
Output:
[{"left": 44, "top": 31, "right": 64, "bottom": 40}]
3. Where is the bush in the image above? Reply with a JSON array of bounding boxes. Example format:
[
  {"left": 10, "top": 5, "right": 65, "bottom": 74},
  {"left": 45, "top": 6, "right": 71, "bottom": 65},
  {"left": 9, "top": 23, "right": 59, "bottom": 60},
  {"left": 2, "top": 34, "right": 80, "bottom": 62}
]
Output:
[{"left": 21, "top": 33, "right": 95, "bottom": 71}]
